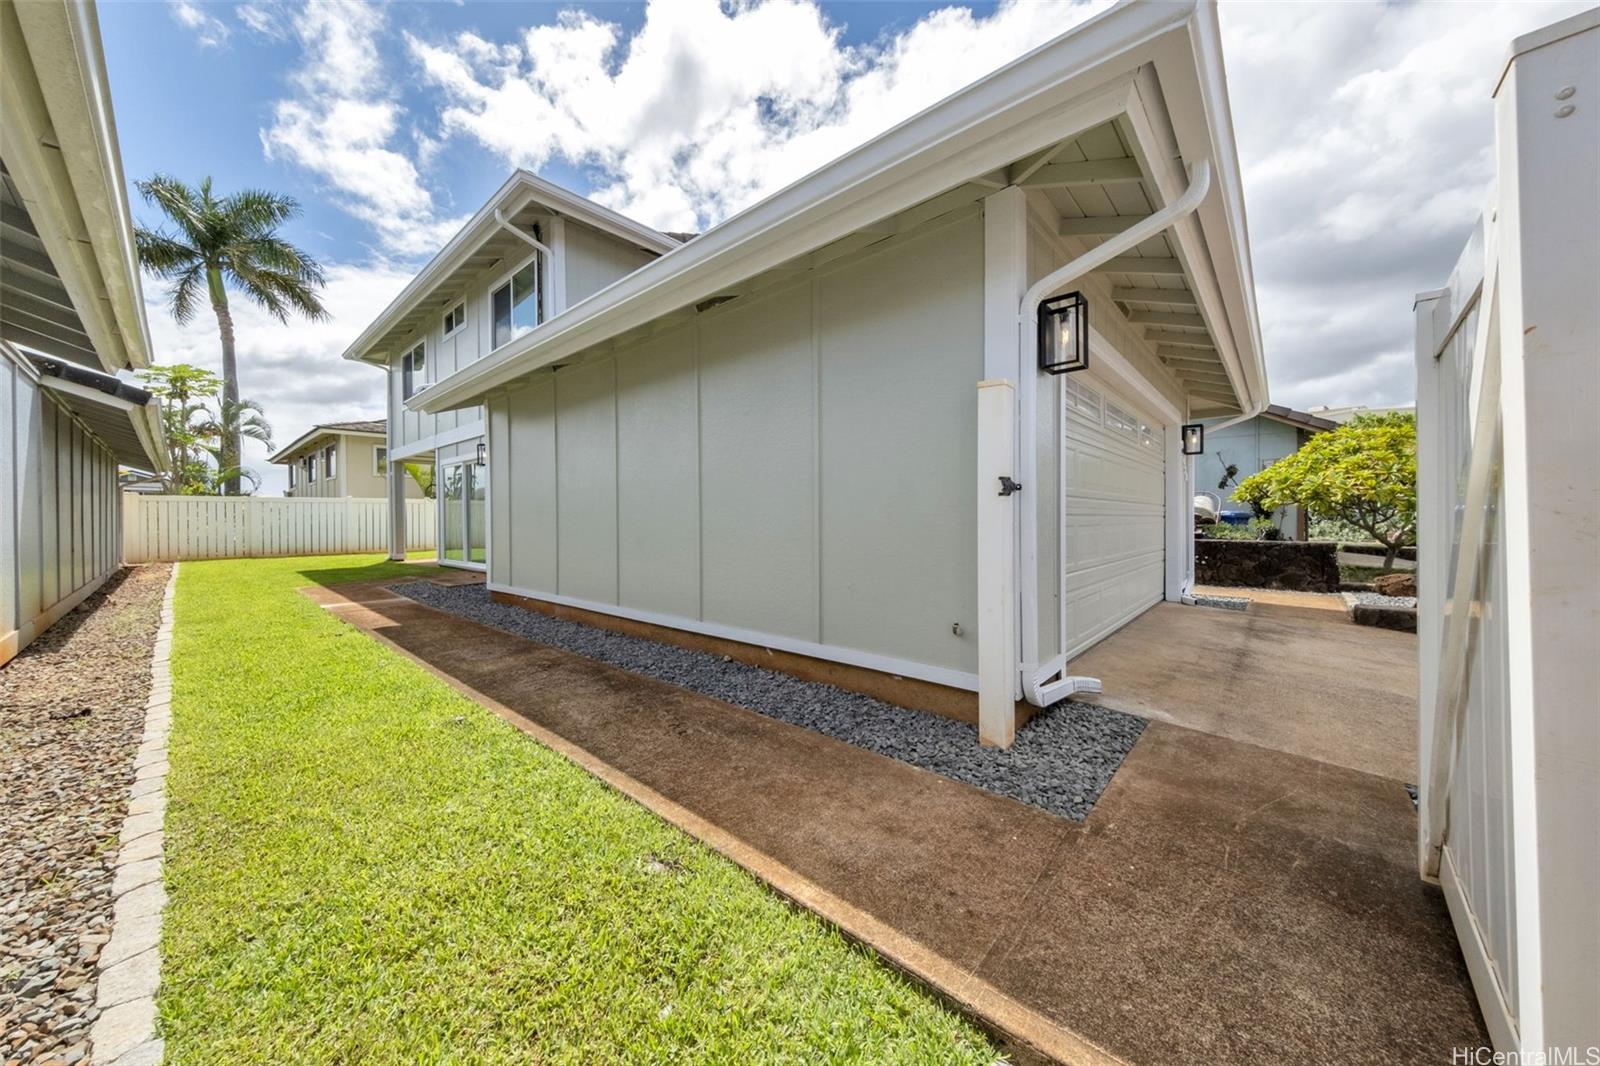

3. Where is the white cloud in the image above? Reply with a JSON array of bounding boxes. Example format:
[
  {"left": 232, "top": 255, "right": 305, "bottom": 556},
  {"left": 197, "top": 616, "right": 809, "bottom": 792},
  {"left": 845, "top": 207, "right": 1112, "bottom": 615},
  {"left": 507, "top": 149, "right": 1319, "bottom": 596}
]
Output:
[
  {"left": 169, "top": 0, "right": 229, "bottom": 48},
  {"left": 407, "top": 0, "right": 1111, "bottom": 232},
  {"left": 142, "top": 261, "right": 415, "bottom": 495},
  {"left": 261, "top": 3, "right": 466, "bottom": 257},
  {"left": 1218, "top": 0, "right": 1588, "bottom": 411}
]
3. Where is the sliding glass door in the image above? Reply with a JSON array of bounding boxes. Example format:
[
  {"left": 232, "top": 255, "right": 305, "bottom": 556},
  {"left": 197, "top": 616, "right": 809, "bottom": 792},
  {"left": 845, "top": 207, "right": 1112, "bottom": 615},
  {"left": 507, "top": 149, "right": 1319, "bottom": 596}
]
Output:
[{"left": 440, "top": 457, "right": 486, "bottom": 568}]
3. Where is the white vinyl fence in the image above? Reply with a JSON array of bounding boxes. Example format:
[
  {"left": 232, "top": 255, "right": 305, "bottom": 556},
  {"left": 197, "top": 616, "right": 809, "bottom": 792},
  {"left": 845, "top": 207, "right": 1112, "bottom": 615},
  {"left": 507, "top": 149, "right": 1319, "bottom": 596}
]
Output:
[
  {"left": 122, "top": 494, "right": 434, "bottom": 562},
  {"left": 1414, "top": 9, "right": 1597, "bottom": 1055}
]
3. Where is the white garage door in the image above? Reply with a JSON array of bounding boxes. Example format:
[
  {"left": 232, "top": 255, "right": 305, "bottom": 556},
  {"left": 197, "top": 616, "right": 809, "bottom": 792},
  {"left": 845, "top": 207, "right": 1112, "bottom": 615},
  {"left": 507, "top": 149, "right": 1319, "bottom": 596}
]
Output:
[{"left": 1061, "top": 372, "right": 1166, "bottom": 658}]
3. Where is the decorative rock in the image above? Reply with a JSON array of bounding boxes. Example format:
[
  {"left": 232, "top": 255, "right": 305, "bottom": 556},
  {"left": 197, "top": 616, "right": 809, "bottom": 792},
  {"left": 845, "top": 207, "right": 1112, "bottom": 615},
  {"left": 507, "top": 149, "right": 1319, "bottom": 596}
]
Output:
[
  {"left": 1373, "top": 571, "right": 1418, "bottom": 597},
  {"left": 1194, "top": 540, "right": 1342, "bottom": 592}
]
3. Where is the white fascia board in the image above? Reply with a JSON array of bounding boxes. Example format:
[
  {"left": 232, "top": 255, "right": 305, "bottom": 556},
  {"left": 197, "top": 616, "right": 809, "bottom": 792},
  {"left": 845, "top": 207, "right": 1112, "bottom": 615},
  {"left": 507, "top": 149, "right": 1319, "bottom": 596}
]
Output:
[
  {"left": 341, "top": 171, "right": 679, "bottom": 366},
  {"left": 414, "top": 0, "right": 1207, "bottom": 414},
  {"left": 37, "top": 374, "right": 168, "bottom": 472},
  {"left": 7, "top": 0, "right": 151, "bottom": 371},
  {"left": 1128, "top": 11, "right": 1267, "bottom": 417}
]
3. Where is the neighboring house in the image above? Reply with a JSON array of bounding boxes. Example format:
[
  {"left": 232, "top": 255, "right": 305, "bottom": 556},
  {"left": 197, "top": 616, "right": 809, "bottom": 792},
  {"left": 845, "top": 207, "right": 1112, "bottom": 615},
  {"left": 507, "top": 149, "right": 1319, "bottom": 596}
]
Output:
[
  {"left": 1306, "top": 402, "right": 1415, "bottom": 424},
  {"left": 268, "top": 419, "right": 421, "bottom": 500},
  {"left": 342, "top": 171, "right": 679, "bottom": 567},
  {"left": 349, "top": 1, "right": 1268, "bottom": 746},
  {"left": 1197, "top": 404, "right": 1337, "bottom": 537},
  {"left": 1, "top": 0, "right": 166, "bottom": 667}
]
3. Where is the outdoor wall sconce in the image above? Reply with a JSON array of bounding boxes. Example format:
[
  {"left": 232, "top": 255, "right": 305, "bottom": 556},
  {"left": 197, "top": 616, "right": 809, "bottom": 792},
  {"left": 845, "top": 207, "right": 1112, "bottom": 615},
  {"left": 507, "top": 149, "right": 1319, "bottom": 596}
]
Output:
[
  {"left": 476, "top": 441, "right": 487, "bottom": 465},
  {"left": 1038, "top": 291, "right": 1089, "bottom": 375},
  {"left": 1181, "top": 423, "right": 1205, "bottom": 456}
]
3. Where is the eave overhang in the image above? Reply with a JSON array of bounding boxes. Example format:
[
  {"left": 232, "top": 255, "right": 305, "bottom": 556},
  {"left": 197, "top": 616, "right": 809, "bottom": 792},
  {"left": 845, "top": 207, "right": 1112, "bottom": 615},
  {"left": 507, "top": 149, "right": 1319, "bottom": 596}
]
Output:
[
  {"left": 410, "top": 0, "right": 1266, "bottom": 420},
  {"left": 340, "top": 170, "right": 681, "bottom": 367},
  {"left": 0, "top": 0, "right": 152, "bottom": 374},
  {"left": 16, "top": 345, "right": 166, "bottom": 472}
]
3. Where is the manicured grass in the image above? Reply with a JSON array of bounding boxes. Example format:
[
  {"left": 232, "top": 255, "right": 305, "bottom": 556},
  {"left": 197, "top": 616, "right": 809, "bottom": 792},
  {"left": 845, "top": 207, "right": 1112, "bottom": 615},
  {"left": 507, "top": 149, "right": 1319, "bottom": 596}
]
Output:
[
  {"left": 1339, "top": 564, "right": 1394, "bottom": 584},
  {"left": 161, "top": 554, "right": 998, "bottom": 1063}
]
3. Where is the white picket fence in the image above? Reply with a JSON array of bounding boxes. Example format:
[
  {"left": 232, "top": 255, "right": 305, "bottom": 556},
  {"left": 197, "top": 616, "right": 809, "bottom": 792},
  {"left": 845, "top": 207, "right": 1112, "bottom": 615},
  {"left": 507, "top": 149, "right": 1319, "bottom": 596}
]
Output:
[{"left": 121, "top": 494, "right": 434, "bottom": 562}]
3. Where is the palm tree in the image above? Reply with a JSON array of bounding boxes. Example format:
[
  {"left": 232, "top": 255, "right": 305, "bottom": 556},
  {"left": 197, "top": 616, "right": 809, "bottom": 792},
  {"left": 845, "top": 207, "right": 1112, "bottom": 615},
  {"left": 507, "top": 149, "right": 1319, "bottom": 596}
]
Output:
[{"left": 134, "top": 175, "right": 327, "bottom": 495}]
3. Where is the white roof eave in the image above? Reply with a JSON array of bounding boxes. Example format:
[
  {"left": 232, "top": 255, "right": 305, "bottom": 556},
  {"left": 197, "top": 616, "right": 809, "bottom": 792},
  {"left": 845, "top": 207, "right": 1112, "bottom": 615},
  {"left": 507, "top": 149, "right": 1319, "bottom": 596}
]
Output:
[
  {"left": 340, "top": 170, "right": 680, "bottom": 366},
  {"left": 413, "top": 0, "right": 1264, "bottom": 417}
]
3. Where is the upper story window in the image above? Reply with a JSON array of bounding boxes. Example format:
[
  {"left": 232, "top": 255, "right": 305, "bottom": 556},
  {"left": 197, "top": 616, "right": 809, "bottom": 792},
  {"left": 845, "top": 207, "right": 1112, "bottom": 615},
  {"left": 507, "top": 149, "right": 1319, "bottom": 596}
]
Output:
[
  {"left": 305, "top": 455, "right": 316, "bottom": 484},
  {"left": 324, "top": 444, "right": 337, "bottom": 479},
  {"left": 287, "top": 463, "right": 296, "bottom": 489},
  {"left": 491, "top": 257, "right": 540, "bottom": 351},
  {"left": 402, "top": 341, "right": 427, "bottom": 400},
  {"left": 443, "top": 303, "right": 465, "bottom": 336}
]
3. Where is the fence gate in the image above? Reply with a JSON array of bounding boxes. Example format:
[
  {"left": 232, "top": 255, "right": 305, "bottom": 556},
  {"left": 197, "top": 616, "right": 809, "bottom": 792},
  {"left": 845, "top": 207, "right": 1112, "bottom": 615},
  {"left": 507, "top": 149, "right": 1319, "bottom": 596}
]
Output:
[{"left": 1413, "top": 9, "right": 1598, "bottom": 1055}]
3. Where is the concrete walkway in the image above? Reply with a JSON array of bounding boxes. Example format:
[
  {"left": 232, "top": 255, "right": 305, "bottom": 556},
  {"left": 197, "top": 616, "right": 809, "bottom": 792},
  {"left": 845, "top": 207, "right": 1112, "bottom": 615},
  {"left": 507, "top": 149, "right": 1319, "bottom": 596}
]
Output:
[
  {"left": 309, "top": 576, "right": 1484, "bottom": 1065},
  {"left": 1070, "top": 598, "right": 1418, "bottom": 781}
]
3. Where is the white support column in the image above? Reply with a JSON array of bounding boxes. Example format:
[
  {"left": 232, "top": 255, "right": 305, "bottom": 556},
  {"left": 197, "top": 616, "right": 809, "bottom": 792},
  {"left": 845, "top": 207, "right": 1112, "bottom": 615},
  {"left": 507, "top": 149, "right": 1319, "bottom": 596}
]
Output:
[
  {"left": 977, "top": 379, "right": 1018, "bottom": 749},
  {"left": 387, "top": 459, "right": 406, "bottom": 560},
  {"left": 983, "top": 185, "right": 1027, "bottom": 712},
  {"left": 1412, "top": 285, "right": 1448, "bottom": 877},
  {"left": 1163, "top": 405, "right": 1189, "bottom": 602},
  {"left": 1492, "top": 23, "right": 1600, "bottom": 1050}
]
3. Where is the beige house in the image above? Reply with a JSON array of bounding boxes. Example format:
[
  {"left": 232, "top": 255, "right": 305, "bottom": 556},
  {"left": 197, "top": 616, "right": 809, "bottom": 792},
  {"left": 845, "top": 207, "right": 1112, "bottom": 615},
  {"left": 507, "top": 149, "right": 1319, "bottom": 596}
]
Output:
[{"left": 269, "top": 420, "right": 420, "bottom": 499}]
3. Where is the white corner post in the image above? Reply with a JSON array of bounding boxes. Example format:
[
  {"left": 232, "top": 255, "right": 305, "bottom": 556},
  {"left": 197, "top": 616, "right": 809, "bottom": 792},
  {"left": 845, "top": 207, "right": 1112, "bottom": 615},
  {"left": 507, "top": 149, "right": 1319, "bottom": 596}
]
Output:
[
  {"left": 977, "top": 379, "right": 1018, "bottom": 748},
  {"left": 978, "top": 186, "right": 1027, "bottom": 747}
]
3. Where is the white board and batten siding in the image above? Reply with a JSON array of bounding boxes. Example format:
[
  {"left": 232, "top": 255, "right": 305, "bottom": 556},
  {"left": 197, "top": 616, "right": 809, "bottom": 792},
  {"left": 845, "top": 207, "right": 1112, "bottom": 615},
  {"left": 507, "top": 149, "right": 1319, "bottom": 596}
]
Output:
[
  {"left": 122, "top": 495, "right": 435, "bottom": 562},
  {"left": 2, "top": 353, "right": 122, "bottom": 664},
  {"left": 487, "top": 211, "right": 983, "bottom": 688}
]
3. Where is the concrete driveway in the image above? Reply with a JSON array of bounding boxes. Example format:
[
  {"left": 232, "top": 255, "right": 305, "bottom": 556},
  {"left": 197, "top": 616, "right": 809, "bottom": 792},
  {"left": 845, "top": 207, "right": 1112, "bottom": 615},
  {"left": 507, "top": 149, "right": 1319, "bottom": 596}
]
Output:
[
  {"left": 1068, "top": 595, "right": 1418, "bottom": 782},
  {"left": 309, "top": 575, "right": 1481, "bottom": 1065}
]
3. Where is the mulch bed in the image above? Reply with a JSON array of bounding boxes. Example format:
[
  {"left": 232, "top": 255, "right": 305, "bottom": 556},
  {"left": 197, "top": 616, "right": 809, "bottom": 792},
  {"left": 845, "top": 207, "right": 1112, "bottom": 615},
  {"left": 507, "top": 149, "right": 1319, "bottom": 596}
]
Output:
[{"left": 1, "top": 565, "right": 170, "bottom": 1066}]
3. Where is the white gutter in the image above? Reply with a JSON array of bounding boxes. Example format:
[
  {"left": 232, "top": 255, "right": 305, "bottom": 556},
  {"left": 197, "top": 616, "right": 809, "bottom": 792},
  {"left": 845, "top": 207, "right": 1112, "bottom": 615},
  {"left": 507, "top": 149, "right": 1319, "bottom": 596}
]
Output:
[{"left": 1016, "top": 159, "right": 1212, "bottom": 707}]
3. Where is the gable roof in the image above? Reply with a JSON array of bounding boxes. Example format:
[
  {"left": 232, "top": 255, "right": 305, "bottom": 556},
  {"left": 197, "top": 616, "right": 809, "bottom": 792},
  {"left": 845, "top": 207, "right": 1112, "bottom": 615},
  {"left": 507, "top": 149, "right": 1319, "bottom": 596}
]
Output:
[
  {"left": 341, "top": 171, "right": 679, "bottom": 366},
  {"left": 1260, "top": 405, "right": 1338, "bottom": 433},
  {"left": 408, "top": 0, "right": 1265, "bottom": 420},
  {"left": 268, "top": 419, "right": 387, "bottom": 464}
]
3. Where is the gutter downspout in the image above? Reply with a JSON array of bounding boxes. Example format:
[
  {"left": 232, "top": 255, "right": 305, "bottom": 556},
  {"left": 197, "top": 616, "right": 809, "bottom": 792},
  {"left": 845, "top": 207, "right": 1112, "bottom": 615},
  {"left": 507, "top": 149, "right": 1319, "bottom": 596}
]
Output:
[
  {"left": 494, "top": 207, "right": 557, "bottom": 320},
  {"left": 1016, "top": 159, "right": 1212, "bottom": 707}
]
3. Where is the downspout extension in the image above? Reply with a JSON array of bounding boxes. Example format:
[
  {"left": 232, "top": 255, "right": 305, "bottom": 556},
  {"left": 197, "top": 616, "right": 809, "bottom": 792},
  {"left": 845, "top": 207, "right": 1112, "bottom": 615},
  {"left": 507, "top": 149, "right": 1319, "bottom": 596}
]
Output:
[{"left": 1016, "top": 159, "right": 1213, "bottom": 707}]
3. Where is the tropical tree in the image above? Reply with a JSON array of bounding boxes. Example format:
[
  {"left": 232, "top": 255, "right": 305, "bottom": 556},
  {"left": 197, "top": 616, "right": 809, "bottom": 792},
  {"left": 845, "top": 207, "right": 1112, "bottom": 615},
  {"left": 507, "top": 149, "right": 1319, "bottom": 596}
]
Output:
[
  {"left": 1236, "top": 412, "right": 1417, "bottom": 567},
  {"left": 404, "top": 462, "right": 436, "bottom": 499},
  {"left": 133, "top": 175, "right": 326, "bottom": 495},
  {"left": 138, "top": 364, "right": 275, "bottom": 495}
]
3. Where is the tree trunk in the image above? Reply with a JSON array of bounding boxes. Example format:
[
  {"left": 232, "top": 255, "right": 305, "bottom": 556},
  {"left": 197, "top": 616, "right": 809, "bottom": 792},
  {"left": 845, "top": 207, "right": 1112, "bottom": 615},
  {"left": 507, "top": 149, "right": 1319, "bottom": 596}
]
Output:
[{"left": 208, "top": 267, "right": 241, "bottom": 496}]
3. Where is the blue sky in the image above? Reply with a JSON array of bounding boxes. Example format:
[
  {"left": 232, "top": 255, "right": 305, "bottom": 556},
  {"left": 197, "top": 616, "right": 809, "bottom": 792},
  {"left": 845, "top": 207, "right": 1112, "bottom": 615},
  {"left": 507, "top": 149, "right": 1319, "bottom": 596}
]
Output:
[{"left": 99, "top": 0, "right": 1586, "bottom": 494}]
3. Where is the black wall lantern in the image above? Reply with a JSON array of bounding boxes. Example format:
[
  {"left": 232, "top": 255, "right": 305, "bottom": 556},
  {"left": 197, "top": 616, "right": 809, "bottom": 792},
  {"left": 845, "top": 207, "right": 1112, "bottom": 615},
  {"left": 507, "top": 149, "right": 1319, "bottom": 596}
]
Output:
[
  {"left": 1038, "top": 291, "right": 1089, "bottom": 375},
  {"left": 476, "top": 441, "right": 487, "bottom": 465},
  {"left": 1181, "top": 423, "right": 1205, "bottom": 456}
]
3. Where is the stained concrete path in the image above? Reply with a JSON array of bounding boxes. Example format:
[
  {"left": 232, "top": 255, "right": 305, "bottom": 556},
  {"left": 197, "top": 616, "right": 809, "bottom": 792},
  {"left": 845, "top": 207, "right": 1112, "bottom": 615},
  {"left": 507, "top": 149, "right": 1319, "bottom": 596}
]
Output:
[
  {"left": 1069, "top": 597, "right": 1418, "bottom": 782},
  {"left": 308, "top": 576, "right": 1484, "bottom": 1065}
]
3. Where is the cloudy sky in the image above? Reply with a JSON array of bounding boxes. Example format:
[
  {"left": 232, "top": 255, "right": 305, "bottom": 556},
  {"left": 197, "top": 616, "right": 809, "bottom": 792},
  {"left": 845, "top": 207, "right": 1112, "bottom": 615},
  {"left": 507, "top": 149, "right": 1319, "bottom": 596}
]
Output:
[{"left": 102, "top": 0, "right": 1584, "bottom": 495}]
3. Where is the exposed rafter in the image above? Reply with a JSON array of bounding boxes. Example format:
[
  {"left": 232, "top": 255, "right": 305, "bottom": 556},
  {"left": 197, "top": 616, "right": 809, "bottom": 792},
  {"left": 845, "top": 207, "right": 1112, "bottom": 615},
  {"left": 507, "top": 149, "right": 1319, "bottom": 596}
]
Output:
[
  {"left": 1157, "top": 345, "right": 1221, "bottom": 362},
  {"left": 1096, "top": 256, "right": 1184, "bottom": 276},
  {"left": 1143, "top": 330, "right": 1214, "bottom": 348},
  {"left": 1126, "top": 309, "right": 1206, "bottom": 329},
  {"left": 1018, "top": 158, "right": 1143, "bottom": 188},
  {"left": 1112, "top": 287, "right": 1197, "bottom": 307},
  {"left": 1059, "top": 214, "right": 1149, "bottom": 237}
]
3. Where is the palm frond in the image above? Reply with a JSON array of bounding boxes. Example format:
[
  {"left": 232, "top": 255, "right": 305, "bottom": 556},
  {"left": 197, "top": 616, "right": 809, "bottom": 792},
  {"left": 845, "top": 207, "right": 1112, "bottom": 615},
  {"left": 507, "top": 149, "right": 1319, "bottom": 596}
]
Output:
[
  {"left": 135, "top": 174, "right": 206, "bottom": 245},
  {"left": 169, "top": 264, "right": 207, "bottom": 325},
  {"left": 219, "top": 188, "right": 302, "bottom": 233},
  {"left": 133, "top": 228, "right": 200, "bottom": 277}
]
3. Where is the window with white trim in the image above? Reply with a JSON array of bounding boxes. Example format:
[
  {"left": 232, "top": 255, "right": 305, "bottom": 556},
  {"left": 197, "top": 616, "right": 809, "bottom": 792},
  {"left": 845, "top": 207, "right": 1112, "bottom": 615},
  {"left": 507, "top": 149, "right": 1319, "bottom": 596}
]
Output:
[
  {"left": 325, "top": 444, "right": 337, "bottom": 479},
  {"left": 402, "top": 342, "right": 427, "bottom": 399},
  {"left": 305, "top": 455, "right": 316, "bottom": 483},
  {"left": 490, "top": 257, "right": 540, "bottom": 351},
  {"left": 287, "top": 463, "right": 296, "bottom": 489},
  {"left": 374, "top": 445, "right": 388, "bottom": 477},
  {"left": 443, "top": 303, "right": 465, "bottom": 336}
]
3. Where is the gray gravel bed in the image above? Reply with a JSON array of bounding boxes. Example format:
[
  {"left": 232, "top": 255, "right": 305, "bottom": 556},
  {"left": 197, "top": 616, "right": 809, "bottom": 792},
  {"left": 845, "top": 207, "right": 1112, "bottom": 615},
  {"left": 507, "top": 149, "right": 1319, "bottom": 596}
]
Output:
[
  {"left": 392, "top": 582, "right": 1145, "bottom": 821},
  {"left": 1349, "top": 591, "right": 1418, "bottom": 609},
  {"left": 1, "top": 565, "right": 170, "bottom": 1066}
]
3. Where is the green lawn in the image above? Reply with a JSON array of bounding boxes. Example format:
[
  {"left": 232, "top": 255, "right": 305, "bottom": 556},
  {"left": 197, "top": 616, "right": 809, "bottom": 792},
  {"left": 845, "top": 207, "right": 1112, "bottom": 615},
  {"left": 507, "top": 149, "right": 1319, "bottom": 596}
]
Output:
[{"left": 161, "top": 554, "right": 998, "bottom": 1064}]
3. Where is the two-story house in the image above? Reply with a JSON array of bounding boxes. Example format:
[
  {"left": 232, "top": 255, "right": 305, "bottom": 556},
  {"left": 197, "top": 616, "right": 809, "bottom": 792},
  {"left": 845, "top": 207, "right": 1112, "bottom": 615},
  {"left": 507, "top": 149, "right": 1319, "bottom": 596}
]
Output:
[
  {"left": 269, "top": 419, "right": 421, "bottom": 499},
  {"left": 340, "top": 172, "right": 680, "bottom": 570}
]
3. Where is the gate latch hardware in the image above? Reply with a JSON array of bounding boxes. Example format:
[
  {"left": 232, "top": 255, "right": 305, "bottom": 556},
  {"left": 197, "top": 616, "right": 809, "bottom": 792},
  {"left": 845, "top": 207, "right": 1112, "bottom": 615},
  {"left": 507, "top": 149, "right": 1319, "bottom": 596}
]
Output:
[{"left": 998, "top": 476, "right": 1022, "bottom": 497}]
